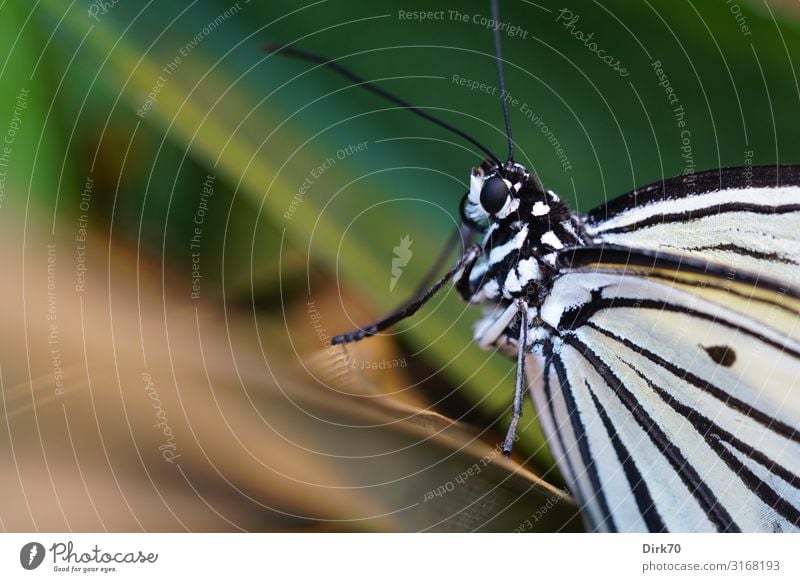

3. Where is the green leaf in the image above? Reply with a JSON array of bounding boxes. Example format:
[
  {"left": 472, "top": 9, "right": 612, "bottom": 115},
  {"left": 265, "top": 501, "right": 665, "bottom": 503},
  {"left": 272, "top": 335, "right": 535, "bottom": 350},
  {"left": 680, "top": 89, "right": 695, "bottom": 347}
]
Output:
[
  {"left": 31, "top": 0, "right": 800, "bottom": 487},
  {"left": 0, "top": 1, "right": 73, "bottom": 222}
]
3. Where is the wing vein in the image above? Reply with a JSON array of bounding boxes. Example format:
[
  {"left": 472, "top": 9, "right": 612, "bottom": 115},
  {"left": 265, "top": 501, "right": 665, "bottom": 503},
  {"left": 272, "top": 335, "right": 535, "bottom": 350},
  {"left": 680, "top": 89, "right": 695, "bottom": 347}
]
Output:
[
  {"left": 586, "top": 321, "right": 800, "bottom": 444},
  {"left": 586, "top": 384, "right": 667, "bottom": 532},
  {"left": 621, "top": 359, "right": 800, "bottom": 527},
  {"left": 549, "top": 345, "right": 618, "bottom": 532},
  {"left": 564, "top": 334, "right": 741, "bottom": 532},
  {"left": 596, "top": 203, "right": 800, "bottom": 236}
]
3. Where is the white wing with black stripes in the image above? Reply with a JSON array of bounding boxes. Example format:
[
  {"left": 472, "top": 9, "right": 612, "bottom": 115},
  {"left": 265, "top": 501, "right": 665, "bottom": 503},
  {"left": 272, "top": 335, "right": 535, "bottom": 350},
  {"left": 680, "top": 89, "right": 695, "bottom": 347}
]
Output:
[
  {"left": 585, "top": 166, "right": 800, "bottom": 285},
  {"left": 530, "top": 167, "right": 800, "bottom": 532}
]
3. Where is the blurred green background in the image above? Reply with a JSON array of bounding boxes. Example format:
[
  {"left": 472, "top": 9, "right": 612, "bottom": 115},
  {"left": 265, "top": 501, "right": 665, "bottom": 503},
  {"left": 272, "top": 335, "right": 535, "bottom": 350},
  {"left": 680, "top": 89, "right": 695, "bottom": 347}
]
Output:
[{"left": 1, "top": 0, "right": 799, "bottom": 531}]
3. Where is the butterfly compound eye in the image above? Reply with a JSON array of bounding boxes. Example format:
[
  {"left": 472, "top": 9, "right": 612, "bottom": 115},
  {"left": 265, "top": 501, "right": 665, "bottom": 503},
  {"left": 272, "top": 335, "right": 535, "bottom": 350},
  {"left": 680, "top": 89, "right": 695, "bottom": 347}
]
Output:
[{"left": 480, "top": 176, "right": 510, "bottom": 214}]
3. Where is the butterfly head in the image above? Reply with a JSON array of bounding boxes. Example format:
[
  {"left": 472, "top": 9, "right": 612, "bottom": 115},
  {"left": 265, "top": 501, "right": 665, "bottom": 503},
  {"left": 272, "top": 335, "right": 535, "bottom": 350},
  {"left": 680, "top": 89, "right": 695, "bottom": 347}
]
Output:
[{"left": 463, "top": 159, "right": 549, "bottom": 229}]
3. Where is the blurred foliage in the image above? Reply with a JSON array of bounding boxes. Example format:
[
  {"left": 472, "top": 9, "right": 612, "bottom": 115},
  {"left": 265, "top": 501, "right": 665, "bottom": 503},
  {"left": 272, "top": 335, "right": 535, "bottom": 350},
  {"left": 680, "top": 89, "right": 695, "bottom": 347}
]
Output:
[{"left": 1, "top": 0, "right": 800, "bottom": 531}]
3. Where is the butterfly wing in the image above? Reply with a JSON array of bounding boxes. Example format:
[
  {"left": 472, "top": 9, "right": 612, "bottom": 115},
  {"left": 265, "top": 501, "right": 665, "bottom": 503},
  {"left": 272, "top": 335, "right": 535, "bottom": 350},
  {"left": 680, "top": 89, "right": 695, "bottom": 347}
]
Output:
[
  {"left": 585, "top": 166, "right": 800, "bottom": 286},
  {"left": 530, "top": 252, "right": 800, "bottom": 532},
  {"left": 527, "top": 167, "right": 800, "bottom": 532}
]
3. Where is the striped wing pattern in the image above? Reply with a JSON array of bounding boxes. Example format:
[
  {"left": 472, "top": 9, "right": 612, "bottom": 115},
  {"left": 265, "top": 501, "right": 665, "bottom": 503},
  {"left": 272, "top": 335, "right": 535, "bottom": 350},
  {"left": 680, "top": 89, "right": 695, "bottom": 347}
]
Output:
[
  {"left": 533, "top": 167, "right": 800, "bottom": 532},
  {"left": 585, "top": 166, "right": 800, "bottom": 286}
]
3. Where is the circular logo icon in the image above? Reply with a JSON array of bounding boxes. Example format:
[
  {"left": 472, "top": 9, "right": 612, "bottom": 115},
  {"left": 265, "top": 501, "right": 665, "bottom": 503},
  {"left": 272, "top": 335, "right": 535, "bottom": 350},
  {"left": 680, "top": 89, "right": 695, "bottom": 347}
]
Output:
[{"left": 19, "top": 542, "right": 46, "bottom": 570}]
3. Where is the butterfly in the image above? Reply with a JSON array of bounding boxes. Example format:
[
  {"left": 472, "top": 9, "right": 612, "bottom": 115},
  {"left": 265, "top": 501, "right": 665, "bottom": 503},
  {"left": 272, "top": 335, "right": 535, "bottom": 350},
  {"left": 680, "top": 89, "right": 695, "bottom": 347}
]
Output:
[{"left": 269, "top": 0, "right": 800, "bottom": 532}]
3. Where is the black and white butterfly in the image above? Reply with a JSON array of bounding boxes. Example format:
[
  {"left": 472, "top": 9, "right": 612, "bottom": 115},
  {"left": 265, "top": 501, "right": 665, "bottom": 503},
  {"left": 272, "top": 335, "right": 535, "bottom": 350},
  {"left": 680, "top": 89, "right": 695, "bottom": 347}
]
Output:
[{"left": 271, "top": 1, "right": 800, "bottom": 532}]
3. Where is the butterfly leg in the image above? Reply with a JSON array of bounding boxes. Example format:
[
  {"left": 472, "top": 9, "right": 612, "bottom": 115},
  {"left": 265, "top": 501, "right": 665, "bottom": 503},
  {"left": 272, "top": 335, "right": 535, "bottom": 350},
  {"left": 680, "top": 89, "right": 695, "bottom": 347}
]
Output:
[
  {"left": 332, "top": 244, "right": 481, "bottom": 344},
  {"left": 503, "top": 298, "right": 529, "bottom": 456}
]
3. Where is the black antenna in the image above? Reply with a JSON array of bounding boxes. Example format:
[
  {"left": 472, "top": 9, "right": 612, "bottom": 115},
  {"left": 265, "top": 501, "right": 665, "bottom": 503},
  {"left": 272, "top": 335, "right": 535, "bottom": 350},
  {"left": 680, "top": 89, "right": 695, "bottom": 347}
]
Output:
[
  {"left": 265, "top": 43, "right": 503, "bottom": 167},
  {"left": 490, "top": 0, "right": 514, "bottom": 162}
]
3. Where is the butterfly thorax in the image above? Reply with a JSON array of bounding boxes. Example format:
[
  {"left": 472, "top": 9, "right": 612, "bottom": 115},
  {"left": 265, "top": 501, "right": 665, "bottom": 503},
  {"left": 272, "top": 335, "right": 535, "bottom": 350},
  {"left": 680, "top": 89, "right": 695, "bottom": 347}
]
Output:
[{"left": 458, "top": 161, "right": 589, "bottom": 309}]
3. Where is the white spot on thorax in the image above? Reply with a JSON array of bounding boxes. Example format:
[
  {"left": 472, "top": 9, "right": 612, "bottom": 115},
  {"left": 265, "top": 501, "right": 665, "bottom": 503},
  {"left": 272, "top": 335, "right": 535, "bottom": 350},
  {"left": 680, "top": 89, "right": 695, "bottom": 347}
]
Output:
[
  {"left": 517, "top": 257, "right": 540, "bottom": 285},
  {"left": 503, "top": 269, "right": 522, "bottom": 297},
  {"left": 541, "top": 230, "right": 564, "bottom": 249},
  {"left": 532, "top": 201, "right": 551, "bottom": 216},
  {"left": 542, "top": 252, "right": 558, "bottom": 266}
]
